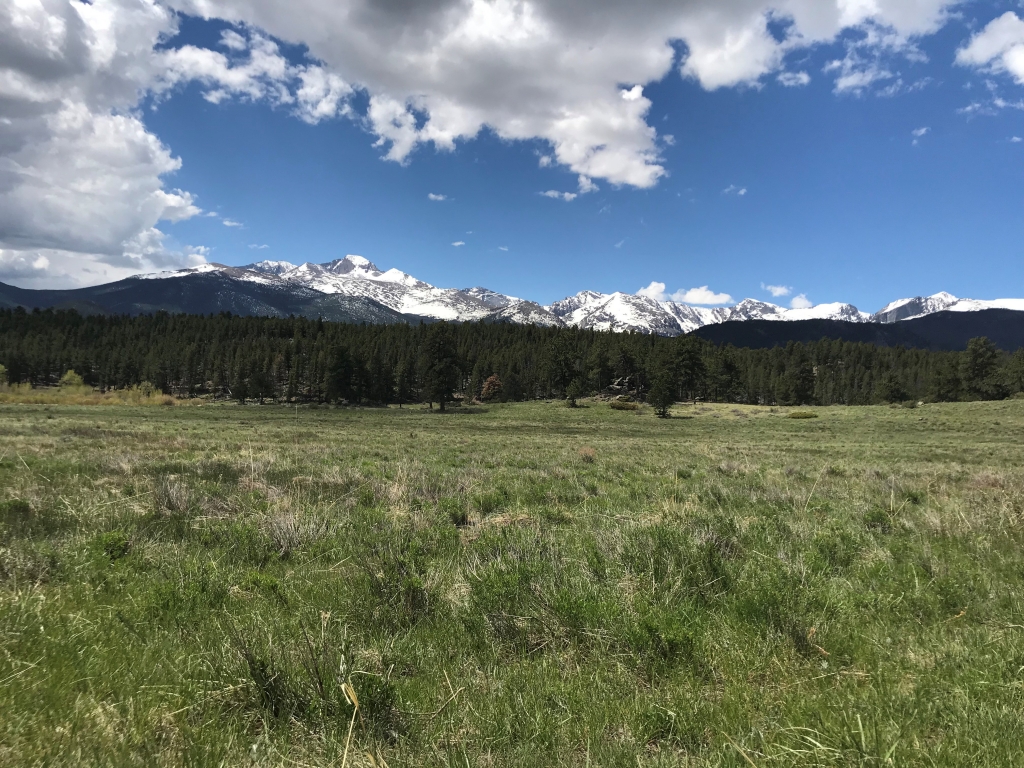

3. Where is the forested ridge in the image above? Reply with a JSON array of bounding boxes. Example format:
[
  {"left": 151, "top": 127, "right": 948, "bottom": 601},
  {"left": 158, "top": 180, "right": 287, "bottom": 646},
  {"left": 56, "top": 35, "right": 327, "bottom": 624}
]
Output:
[{"left": 1, "top": 308, "right": 1021, "bottom": 406}]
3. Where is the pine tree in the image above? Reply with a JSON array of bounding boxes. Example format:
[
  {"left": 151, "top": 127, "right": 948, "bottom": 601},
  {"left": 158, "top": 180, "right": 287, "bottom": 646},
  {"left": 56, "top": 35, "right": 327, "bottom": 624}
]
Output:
[
  {"left": 961, "top": 337, "right": 1006, "bottom": 401},
  {"left": 648, "top": 372, "right": 674, "bottom": 418},
  {"left": 420, "top": 323, "right": 461, "bottom": 411}
]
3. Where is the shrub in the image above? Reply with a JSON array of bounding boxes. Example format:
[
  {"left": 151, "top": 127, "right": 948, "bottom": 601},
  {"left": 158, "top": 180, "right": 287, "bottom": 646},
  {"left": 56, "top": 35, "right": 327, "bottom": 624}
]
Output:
[
  {"left": 58, "top": 370, "right": 85, "bottom": 388},
  {"left": 610, "top": 400, "right": 638, "bottom": 411},
  {"left": 96, "top": 530, "right": 131, "bottom": 560},
  {"left": 439, "top": 497, "right": 469, "bottom": 527},
  {"left": 480, "top": 374, "right": 503, "bottom": 401},
  {"left": 787, "top": 411, "right": 818, "bottom": 419}
]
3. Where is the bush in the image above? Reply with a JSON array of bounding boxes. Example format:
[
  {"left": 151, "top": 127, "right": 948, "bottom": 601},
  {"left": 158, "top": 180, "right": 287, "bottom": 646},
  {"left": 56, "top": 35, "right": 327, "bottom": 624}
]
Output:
[
  {"left": 787, "top": 411, "right": 818, "bottom": 419},
  {"left": 96, "top": 530, "right": 131, "bottom": 560},
  {"left": 58, "top": 370, "right": 85, "bottom": 388},
  {"left": 610, "top": 400, "right": 638, "bottom": 411}
]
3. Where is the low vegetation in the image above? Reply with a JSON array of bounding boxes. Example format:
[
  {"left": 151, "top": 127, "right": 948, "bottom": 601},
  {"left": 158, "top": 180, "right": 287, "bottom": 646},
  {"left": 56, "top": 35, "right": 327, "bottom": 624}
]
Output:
[{"left": 1, "top": 400, "right": 1023, "bottom": 766}]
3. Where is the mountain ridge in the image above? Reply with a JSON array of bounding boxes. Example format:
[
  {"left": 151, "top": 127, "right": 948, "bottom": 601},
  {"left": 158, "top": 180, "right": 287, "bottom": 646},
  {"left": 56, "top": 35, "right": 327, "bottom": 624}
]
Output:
[{"left": 2, "top": 255, "right": 1022, "bottom": 339}]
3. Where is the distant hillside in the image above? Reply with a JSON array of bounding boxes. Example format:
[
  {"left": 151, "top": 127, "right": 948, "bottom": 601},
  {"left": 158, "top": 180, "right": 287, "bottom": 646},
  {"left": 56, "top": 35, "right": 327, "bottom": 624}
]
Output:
[
  {"left": 692, "top": 309, "right": 1024, "bottom": 351},
  {"left": 0, "top": 271, "right": 413, "bottom": 325}
]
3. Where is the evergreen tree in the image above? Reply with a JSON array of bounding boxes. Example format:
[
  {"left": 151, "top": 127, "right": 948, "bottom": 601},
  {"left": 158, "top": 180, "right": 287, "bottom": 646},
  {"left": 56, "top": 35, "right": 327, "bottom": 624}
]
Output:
[
  {"left": 648, "top": 373, "right": 674, "bottom": 418},
  {"left": 879, "top": 371, "right": 909, "bottom": 403},
  {"left": 565, "top": 378, "right": 584, "bottom": 407},
  {"left": 420, "top": 323, "right": 461, "bottom": 411},
  {"left": 961, "top": 337, "right": 1006, "bottom": 400}
]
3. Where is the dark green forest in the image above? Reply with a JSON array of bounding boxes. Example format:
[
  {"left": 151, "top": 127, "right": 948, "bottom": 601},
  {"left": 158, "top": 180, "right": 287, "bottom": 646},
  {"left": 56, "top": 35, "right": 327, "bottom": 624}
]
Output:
[{"left": 1, "top": 308, "right": 1021, "bottom": 406}]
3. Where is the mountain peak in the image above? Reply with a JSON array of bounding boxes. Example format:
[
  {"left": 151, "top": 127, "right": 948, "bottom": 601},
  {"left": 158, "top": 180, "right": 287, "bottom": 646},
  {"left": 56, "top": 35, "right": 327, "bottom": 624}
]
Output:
[
  {"left": 323, "top": 255, "right": 381, "bottom": 275},
  {"left": 244, "top": 260, "right": 297, "bottom": 276}
]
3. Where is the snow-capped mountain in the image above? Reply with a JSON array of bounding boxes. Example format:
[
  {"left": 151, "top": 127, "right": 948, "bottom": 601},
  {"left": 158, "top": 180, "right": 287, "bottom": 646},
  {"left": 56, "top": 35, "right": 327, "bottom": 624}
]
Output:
[
  {"left": 873, "top": 292, "right": 1024, "bottom": 323},
  {"left": 62, "top": 257, "right": 1024, "bottom": 337}
]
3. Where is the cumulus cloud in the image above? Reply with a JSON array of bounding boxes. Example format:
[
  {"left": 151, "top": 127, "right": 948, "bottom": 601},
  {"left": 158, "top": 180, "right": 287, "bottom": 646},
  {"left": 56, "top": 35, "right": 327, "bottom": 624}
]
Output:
[
  {"left": 790, "top": 293, "right": 813, "bottom": 309},
  {"left": 222, "top": 218, "right": 243, "bottom": 227},
  {"left": 541, "top": 190, "right": 578, "bottom": 202},
  {"left": 1012, "top": 136, "right": 1023, "bottom": 143},
  {"left": 676, "top": 286, "right": 734, "bottom": 305},
  {"left": 427, "top": 193, "right": 447, "bottom": 201},
  {"left": 637, "top": 281, "right": 669, "bottom": 301},
  {"left": 167, "top": 0, "right": 960, "bottom": 188},
  {"left": 778, "top": 71, "right": 811, "bottom": 87},
  {"left": 637, "top": 281, "right": 733, "bottom": 305},
  {"left": 0, "top": 0, "right": 208, "bottom": 287},
  {"left": 0, "top": 0, "right": 969, "bottom": 286},
  {"left": 761, "top": 283, "right": 792, "bottom": 297},
  {"left": 956, "top": 12, "right": 1024, "bottom": 85},
  {"left": 452, "top": 241, "right": 465, "bottom": 247}
]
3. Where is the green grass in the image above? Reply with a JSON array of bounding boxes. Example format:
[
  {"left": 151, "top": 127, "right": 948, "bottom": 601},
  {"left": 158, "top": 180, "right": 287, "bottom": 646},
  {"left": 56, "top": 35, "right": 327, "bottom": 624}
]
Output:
[{"left": 1, "top": 399, "right": 1023, "bottom": 766}]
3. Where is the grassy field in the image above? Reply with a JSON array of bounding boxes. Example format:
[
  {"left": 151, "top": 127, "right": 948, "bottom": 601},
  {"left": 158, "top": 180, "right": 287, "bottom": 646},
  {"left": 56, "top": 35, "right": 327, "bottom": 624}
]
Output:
[{"left": 1, "top": 399, "right": 1022, "bottom": 766}]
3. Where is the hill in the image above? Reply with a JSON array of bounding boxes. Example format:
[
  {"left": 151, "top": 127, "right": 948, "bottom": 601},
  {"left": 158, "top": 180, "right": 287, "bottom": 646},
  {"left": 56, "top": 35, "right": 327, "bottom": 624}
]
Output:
[{"left": 692, "top": 308, "right": 1024, "bottom": 351}]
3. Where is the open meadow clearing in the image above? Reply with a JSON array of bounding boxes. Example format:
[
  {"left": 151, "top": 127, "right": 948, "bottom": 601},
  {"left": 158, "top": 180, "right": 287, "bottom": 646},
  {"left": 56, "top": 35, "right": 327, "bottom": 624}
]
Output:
[{"left": 1, "top": 399, "right": 1023, "bottom": 766}]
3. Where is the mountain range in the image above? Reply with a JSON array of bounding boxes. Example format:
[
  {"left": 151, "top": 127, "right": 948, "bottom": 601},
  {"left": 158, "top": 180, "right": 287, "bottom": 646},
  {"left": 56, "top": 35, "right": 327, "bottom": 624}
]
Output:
[{"left": 2, "top": 255, "right": 1022, "bottom": 343}]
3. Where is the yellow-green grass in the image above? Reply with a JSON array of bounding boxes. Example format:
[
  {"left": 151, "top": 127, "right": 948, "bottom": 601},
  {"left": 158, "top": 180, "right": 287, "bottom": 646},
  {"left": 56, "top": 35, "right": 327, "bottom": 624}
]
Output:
[{"left": 1, "top": 399, "right": 1022, "bottom": 766}]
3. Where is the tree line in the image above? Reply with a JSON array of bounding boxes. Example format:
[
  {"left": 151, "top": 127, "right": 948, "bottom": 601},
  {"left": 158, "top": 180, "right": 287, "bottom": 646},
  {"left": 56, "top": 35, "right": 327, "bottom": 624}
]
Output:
[{"left": 0, "top": 308, "right": 1021, "bottom": 406}]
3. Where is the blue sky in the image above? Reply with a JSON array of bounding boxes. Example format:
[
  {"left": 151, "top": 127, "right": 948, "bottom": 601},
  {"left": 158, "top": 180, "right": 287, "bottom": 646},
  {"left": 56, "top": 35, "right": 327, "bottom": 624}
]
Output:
[{"left": 2, "top": 1, "right": 1023, "bottom": 312}]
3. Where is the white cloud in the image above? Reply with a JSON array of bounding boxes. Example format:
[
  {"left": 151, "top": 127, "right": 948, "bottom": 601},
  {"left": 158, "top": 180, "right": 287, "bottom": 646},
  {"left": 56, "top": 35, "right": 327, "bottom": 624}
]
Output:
[
  {"left": 637, "top": 281, "right": 668, "bottom": 301},
  {"left": 427, "top": 193, "right": 447, "bottom": 201},
  {"left": 1012, "top": 136, "right": 1023, "bottom": 143},
  {"left": 762, "top": 283, "right": 792, "bottom": 297},
  {"left": 452, "top": 241, "right": 465, "bottom": 247},
  {"left": 0, "top": 0, "right": 209, "bottom": 288},
  {"left": 722, "top": 184, "right": 748, "bottom": 195},
  {"left": 778, "top": 71, "right": 811, "bottom": 87},
  {"left": 498, "top": 246, "right": 509, "bottom": 251},
  {"left": 541, "top": 190, "right": 578, "bottom": 201},
  {"left": 637, "top": 281, "right": 733, "bottom": 305},
  {"left": 222, "top": 218, "right": 243, "bottom": 227},
  {"left": 0, "top": 0, "right": 968, "bottom": 287},
  {"left": 248, "top": 243, "right": 270, "bottom": 249},
  {"left": 956, "top": 12, "right": 1024, "bottom": 85},
  {"left": 165, "top": 0, "right": 960, "bottom": 189},
  {"left": 790, "top": 293, "right": 813, "bottom": 309},
  {"left": 912, "top": 127, "right": 930, "bottom": 137},
  {"left": 674, "top": 286, "right": 733, "bottom": 305},
  {"left": 578, "top": 176, "right": 599, "bottom": 194}
]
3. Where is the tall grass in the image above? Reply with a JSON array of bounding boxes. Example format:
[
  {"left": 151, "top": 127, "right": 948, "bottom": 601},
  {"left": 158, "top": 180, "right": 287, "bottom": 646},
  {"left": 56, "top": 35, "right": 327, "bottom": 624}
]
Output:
[{"left": 1, "top": 400, "right": 1023, "bottom": 765}]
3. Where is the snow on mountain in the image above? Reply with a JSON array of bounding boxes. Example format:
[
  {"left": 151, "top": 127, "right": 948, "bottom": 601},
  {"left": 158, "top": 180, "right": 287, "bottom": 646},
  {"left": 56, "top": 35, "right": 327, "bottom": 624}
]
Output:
[
  {"left": 780, "top": 302, "right": 870, "bottom": 323},
  {"left": 944, "top": 298, "right": 1024, "bottom": 313},
  {"left": 245, "top": 255, "right": 492, "bottom": 321},
  {"left": 547, "top": 292, "right": 690, "bottom": 335},
  {"left": 872, "top": 292, "right": 960, "bottom": 323},
  {"left": 135, "top": 258, "right": 1022, "bottom": 335},
  {"left": 871, "top": 292, "right": 1024, "bottom": 323},
  {"left": 545, "top": 292, "right": 867, "bottom": 335},
  {"left": 243, "top": 260, "right": 298, "bottom": 276},
  {"left": 463, "top": 287, "right": 517, "bottom": 309},
  {"left": 137, "top": 263, "right": 225, "bottom": 280}
]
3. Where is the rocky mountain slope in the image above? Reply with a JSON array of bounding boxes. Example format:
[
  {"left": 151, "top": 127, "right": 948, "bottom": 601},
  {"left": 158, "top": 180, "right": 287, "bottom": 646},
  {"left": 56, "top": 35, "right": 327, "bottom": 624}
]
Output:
[{"left": 2, "top": 255, "right": 1021, "bottom": 338}]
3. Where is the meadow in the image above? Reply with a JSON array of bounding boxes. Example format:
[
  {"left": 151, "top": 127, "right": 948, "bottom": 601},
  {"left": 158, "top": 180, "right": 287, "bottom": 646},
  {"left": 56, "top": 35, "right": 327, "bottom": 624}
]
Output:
[{"left": 1, "top": 398, "right": 1022, "bottom": 766}]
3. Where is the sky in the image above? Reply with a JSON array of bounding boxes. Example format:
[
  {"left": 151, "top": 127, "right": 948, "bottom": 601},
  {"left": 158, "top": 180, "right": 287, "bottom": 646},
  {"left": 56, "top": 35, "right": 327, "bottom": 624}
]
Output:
[{"left": 1, "top": 0, "right": 1022, "bottom": 313}]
